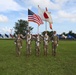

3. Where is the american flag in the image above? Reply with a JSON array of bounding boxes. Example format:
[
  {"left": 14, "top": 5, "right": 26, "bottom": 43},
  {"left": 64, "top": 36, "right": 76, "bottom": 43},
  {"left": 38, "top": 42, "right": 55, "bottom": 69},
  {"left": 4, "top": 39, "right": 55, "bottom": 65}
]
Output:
[{"left": 28, "top": 9, "right": 43, "bottom": 26}]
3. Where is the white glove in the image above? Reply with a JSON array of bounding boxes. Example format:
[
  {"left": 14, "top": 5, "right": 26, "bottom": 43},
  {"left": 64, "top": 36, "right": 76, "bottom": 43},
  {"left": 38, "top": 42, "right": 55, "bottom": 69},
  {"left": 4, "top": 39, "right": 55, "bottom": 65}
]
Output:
[
  {"left": 52, "top": 40, "right": 54, "bottom": 42},
  {"left": 20, "top": 46, "right": 22, "bottom": 48},
  {"left": 14, "top": 42, "right": 16, "bottom": 44},
  {"left": 57, "top": 44, "right": 58, "bottom": 46}
]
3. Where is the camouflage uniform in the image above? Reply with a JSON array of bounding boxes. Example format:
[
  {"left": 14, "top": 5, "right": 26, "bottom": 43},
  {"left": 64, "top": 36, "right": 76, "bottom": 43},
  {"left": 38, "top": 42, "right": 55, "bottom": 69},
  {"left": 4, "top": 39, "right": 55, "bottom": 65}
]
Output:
[
  {"left": 51, "top": 31, "right": 59, "bottom": 56},
  {"left": 35, "top": 34, "right": 40, "bottom": 56},
  {"left": 15, "top": 34, "right": 22, "bottom": 56},
  {"left": 26, "top": 32, "right": 31, "bottom": 55},
  {"left": 44, "top": 33, "right": 49, "bottom": 56}
]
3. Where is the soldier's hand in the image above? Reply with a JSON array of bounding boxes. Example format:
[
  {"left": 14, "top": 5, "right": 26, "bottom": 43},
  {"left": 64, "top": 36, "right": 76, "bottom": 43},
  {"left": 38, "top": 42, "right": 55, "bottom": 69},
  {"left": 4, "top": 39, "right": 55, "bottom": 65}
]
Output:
[
  {"left": 57, "top": 44, "right": 58, "bottom": 46},
  {"left": 20, "top": 46, "right": 22, "bottom": 48},
  {"left": 14, "top": 42, "right": 16, "bottom": 44},
  {"left": 52, "top": 40, "right": 54, "bottom": 42}
]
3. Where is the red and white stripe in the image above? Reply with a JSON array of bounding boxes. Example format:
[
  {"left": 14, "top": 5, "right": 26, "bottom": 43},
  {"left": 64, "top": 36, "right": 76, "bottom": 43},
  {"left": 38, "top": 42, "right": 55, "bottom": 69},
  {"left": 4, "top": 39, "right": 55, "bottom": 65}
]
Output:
[
  {"left": 28, "top": 15, "right": 34, "bottom": 22},
  {"left": 28, "top": 14, "right": 43, "bottom": 26},
  {"left": 33, "top": 14, "right": 43, "bottom": 26}
]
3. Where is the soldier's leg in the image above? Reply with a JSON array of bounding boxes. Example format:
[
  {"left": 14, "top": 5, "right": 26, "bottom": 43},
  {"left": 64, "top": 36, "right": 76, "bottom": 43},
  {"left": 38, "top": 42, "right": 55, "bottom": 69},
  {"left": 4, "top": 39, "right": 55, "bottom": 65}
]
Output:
[
  {"left": 38, "top": 46, "right": 40, "bottom": 56},
  {"left": 54, "top": 45, "right": 57, "bottom": 56},
  {"left": 44, "top": 45, "right": 47, "bottom": 56},
  {"left": 35, "top": 43, "right": 36, "bottom": 55},
  {"left": 16, "top": 45, "right": 18, "bottom": 56},
  {"left": 28, "top": 44, "right": 30, "bottom": 55},
  {"left": 36, "top": 46, "right": 38, "bottom": 55},
  {"left": 45, "top": 45, "right": 47, "bottom": 56},
  {"left": 44, "top": 45, "right": 46, "bottom": 55},
  {"left": 52, "top": 44, "right": 54, "bottom": 56},
  {"left": 36, "top": 46, "right": 39, "bottom": 56},
  {"left": 27, "top": 44, "right": 31, "bottom": 55},
  {"left": 46, "top": 45, "right": 48, "bottom": 55},
  {"left": 35, "top": 45, "right": 37, "bottom": 55},
  {"left": 43, "top": 41, "right": 45, "bottom": 50},
  {"left": 26, "top": 44, "right": 29, "bottom": 55},
  {"left": 16, "top": 45, "right": 19, "bottom": 56},
  {"left": 16, "top": 46, "right": 20, "bottom": 56},
  {"left": 29, "top": 44, "right": 31, "bottom": 55},
  {"left": 18, "top": 47, "right": 21, "bottom": 56},
  {"left": 36, "top": 46, "right": 37, "bottom": 55},
  {"left": 43, "top": 42, "right": 44, "bottom": 51}
]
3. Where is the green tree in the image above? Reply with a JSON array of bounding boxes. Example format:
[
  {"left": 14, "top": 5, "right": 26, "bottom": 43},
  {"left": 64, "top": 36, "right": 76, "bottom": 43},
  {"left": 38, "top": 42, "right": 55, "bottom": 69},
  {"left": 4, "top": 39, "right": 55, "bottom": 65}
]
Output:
[
  {"left": 62, "top": 32, "right": 66, "bottom": 35},
  {"left": 14, "top": 19, "right": 33, "bottom": 36},
  {"left": 68, "top": 30, "right": 72, "bottom": 35}
]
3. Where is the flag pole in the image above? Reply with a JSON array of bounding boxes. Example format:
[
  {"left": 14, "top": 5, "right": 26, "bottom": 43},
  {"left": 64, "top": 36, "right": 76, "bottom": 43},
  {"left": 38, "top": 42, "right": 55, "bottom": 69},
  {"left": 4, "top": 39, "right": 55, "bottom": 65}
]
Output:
[
  {"left": 28, "top": 9, "right": 30, "bottom": 32},
  {"left": 28, "top": 21, "right": 30, "bottom": 31},
  {"left": 37, "top": 25, "right": 39, "bottom": 34},
  {"left": 45, "top": 21, "right": 47, "bottom": 32}
]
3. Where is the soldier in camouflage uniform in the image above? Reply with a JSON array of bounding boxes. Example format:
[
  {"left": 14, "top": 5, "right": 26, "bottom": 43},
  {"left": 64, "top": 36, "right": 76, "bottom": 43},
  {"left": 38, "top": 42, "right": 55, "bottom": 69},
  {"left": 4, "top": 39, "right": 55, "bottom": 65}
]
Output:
[
  {"left": 26, "top": 31, "right": 31, "bottom": 56},
  {"left": 35, "top": 34, "right": 41, "bottom": 56},
  {"left": 14, "top": 34, "right": 22, "bottom": 56},
  {"left": 51, "top": 31, "right": 59, "bottom": 56},
  {"left": 43, "top": 32, "right": 49, "bottom": 56}
]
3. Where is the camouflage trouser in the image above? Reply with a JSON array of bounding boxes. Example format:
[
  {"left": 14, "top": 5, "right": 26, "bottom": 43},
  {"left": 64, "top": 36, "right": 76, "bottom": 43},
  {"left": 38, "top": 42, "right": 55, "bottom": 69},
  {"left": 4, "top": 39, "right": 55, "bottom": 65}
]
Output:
[
  {"left": 44, "top": 45, "right": 48, "bottom": 56},
  {"left": 43, "top": 41, "right": 48, "bottom": 56},
  {"left": 52, "top": 43, "right": 57, "bottom": 56},
  {"left": 35, "top": 42, "right": 40, "bottom": 56},
  {"left": 26, "top": 44, "right": 31, "bottom": 55},
  {"left": 36, "top": 46, "right": 40, "bottom": 56},
  {"left": 16, "top": 45, "right": 21, "bottom": 56}
]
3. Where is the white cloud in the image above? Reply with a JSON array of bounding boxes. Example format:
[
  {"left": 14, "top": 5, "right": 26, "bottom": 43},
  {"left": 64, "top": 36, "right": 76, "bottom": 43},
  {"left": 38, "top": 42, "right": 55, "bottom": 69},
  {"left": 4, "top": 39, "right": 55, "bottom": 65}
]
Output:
[
  {"left": 22, "top": 0, "right": 61, "bottom": 10},
  {"left": 0, "top": 15, "right": 8, "bottom": 22},
  {"left": 21, "top": 0, "right": 76, "bottom": 24},
  {"left": 21, "top": 0, "right": 76, "bottom": 12},
  {"left": 0, "top": 0, "right": 76, "bottom": 25},
  {"left": 58, "top": 10, "right": 76, "bottom": 22},
  {"left": 53, "top": 10, "right": 76, "bottom": 23},
  {"left": 55, "top": 0, "right": 76, "bottom": 5},
  {"left": 55, "top": 0, "right": 68, "bottom": 4},
  {"left": 0, "top": 0, "right": 24, "bottom": 12}
]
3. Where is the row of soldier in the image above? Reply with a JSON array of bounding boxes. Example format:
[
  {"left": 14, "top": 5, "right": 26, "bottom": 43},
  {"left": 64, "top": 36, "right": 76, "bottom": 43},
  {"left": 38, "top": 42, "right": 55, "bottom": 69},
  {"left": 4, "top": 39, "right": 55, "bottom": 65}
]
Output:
[{"left": 14, "top": 31, "right": 59, "bottom": 57}]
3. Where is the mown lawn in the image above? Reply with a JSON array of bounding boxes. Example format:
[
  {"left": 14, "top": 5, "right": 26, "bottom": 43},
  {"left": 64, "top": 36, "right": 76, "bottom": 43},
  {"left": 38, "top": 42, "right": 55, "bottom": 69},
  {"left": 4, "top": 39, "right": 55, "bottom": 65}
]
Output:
[{"left": 0, "top": 39, "right": 76, "bottom": 75}]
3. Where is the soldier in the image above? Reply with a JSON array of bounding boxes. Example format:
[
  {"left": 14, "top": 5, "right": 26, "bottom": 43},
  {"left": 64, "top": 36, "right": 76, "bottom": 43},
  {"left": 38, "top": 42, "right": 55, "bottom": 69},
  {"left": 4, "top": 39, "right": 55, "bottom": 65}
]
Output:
[
  {"left": 35, "top": 34, "right": 41, "bottom": 56},
  {"left": 26, "top": 31, "right": 31, "bottom": 56},
  {"left": 43, "top": 32, "right": 49, "bottom": 56},
  {"left": 14, "top": 34, "right": 22, "bottom": 56},
  {"left": 51, "top": 31, "right": 59, "bottom": 56}
]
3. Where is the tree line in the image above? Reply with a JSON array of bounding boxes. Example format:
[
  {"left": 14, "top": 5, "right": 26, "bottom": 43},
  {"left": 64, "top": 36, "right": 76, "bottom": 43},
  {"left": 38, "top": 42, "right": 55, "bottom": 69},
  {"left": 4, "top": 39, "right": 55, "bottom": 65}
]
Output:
[{"left": 14, "top": 19, "right": 76, "bottom": 39}]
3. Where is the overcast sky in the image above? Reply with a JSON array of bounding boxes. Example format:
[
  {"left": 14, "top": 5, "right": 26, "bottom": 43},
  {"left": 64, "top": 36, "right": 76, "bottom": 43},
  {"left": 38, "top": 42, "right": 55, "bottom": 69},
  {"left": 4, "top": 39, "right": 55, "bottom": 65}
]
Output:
[{"left": 0, "top": 0, "right": 76, "bottom": 34}]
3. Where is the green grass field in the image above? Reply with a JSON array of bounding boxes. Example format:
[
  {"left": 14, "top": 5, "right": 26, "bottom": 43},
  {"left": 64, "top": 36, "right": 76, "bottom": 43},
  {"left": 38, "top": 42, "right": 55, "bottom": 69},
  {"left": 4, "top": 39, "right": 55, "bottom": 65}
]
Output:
[{"left": 0, "top": 39, "right": 76, "bottom": 75}]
